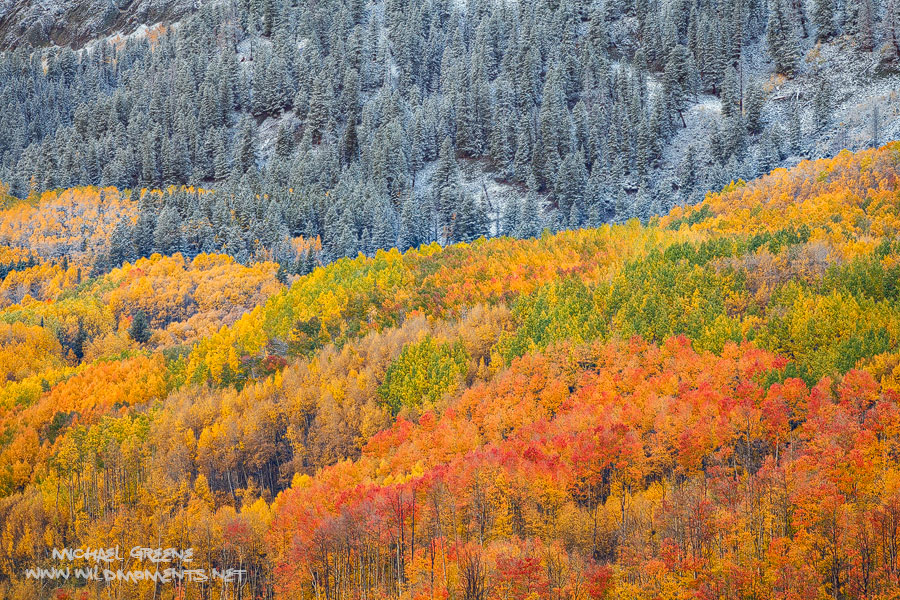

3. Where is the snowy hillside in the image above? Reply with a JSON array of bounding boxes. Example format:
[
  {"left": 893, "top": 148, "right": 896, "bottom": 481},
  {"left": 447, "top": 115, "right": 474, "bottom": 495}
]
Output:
[{"left": 1, "top": 0, "right": 900, "bottom": 272}]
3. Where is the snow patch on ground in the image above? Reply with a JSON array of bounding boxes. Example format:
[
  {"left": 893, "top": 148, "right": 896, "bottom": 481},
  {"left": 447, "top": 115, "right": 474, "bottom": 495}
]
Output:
[
  {"left": 412, "top": 158, "right": 537, "bottom": 237},
  {"left": 85, "top": 21, "right": 177, "bottom": 52},
  {"left": 257, "top": 112, "right": 301, "bottom": 162},
  {"left": 661, "top": 93, "right": 722, "bottom": 174},
  {"left": 458, "top": 160, "right": 528, "bottom": 236},
  {"left": 761, "top": 38, "right": 900, "bottom": 159},
  {"left": 652, "top": 34, "right": 900, "bottom": 205},
  {"left": 237, "top": 36, "right": 274, "bottom": 62}
]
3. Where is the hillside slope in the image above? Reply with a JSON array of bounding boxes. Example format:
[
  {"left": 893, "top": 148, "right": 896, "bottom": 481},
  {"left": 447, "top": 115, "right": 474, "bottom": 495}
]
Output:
[
  {"left": 3, "top": 0, "right": 900, "bottom": 275},
  {"left": 4, "top": 145, "right": 900, "bottom": 598},
  {"left": 0, "top": 0, "right": 192, "bottom": 48}
]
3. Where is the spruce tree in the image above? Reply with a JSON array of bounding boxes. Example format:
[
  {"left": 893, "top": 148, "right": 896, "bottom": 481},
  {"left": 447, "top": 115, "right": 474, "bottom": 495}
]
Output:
[
  {"left": 767, "top": 0, "right": 800, "bottom": 76},
  {"left": 108, "top": 218, "right": 134, "bottom": 267},
  {"left": 812, "top": 75, "right": 831, "bottom": 132},
  {"left": 758, "top": 130, "right": 780, "bottom": 173},
  {"left": 848, "top": 0, "right": 876, "bottom": 51},
  {"left": 333, "top": 211, "right": 359, "bottom": 258},
  {"left": 307, "top": 70, "right": 335, "bottom": 145},
  {"left": 885, "top": 0, "right": 900, "bottom": 63},
  {"left": 134, "top": 197, "right": 158, "bottom": 258},
  {"left": 129, "top": 310, "right": 151, "bottom": 344},
  {"left": 224, "top": 222, "right": 249, "bottom": 263},
  {"left": 664, "top": 45, "right": 697, "bottom": 127},
  {"left": 433, "top": 137, "right": 460, "bottom": 241},
  {"left": 453, "top": 190, "right": 488, "bottom": 244},
  {"left": 371, "top": 199, "right": 397, "bottom": 251},
  {"left": 398, "top": 194, "right": 423, "bottom": 251},
  {"left": 501, "top": 196, "right": 521, "bottom": 237},
  {"left": 744, "top": 79, "right": 765, "bottom": 135},
  {"left": 584, "top": 167, "right": 603, "bottom": 225},
  {"left": 513, "top": 115, "right": 535, "bottom": 183},
  {"left": 233, "top": 116, "right": 258, "bottom": 177},
  {"left": 676, "top": 145, "right": 698, "bottom": 204},
  {"left": 537, "top": 66, "right": 568, "bottom": 187},
  {"left": 153, "top": 203, "right": 183, "bottom": 255},
  {"left": 517, "top": 177, "right": 543, "bottom": 239},
  {"left": 554, "top": 151, "right": 588, "bottom": 221},
  {"left": 813, "top": 0, "right": 836, "bottom": 40}
]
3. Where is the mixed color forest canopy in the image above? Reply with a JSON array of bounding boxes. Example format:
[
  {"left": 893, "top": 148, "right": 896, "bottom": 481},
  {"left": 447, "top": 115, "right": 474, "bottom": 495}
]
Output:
[
  {"left": 1, "top": 0, "right": 899, "bottom": 270},
  {"left": 4, "top": 143, "right": 900, "bottom": 598},
  {"left": 7, "top": 0, "right": 900, "bottom": 597}
]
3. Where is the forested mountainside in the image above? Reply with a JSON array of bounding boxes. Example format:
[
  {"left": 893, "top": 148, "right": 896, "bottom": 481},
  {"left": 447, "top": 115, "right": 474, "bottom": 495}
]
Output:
[
  {"left": 1, "top": 0, "right": 900, "bottom": 270},
  {"left": 5, "top": 143, "right": 900, "bottom": 598}
]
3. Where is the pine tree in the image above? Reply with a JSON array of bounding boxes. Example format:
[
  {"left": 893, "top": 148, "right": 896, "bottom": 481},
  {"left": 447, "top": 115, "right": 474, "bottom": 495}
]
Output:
[
  {"left": 140, "top": 128, "right": 160, "bottom": 185},
  {"left": 812, "top": 74, "right": 831, "bottom": 132},
  {"left": 587, "top": 202, "right": 603, "bottom": 228},
  {"left": 587, "top": 5, "right": 610, "bottom": 55},
  {"left": 224, "top": 221, "right": 249, "bottom": 263},
  {"left": 813, "top": 0, "right": 836, "bottom": 40},
  {"left": 758, "top": 130, "right": 780, "bottom": 173},
  {"left": 664, "top": 44, "right": 697, "bottom": 127},
  {"left": 433, "top": 137, "right": 460, "bottom": 241},
  {"left": 568, "top": 198, "right": 585, "bottom": 228},
  {"left": 341, "top": 118, "right": 359, "bottom": 165},
  {"left": 371, "top": 199, "right": 397, "bottom": 251},
  {"left": 613, "top": 188, "right": 628, "bottom": 223},
  {"left": 129, "top": 310, "right": 151, "bottom": 344},
  {"left": 490, "top": 79, "right": 517, "bottom": 178},
  {"left": 848, "top": 0, "right": 876, "bottom": 51},
  {"left": 720, "top": 64, "right": 740, "bottom": 118},
  {"left": 453, "top": 190, "right": 488, "bottom": 244},
  {"left": 767, "top": 0, "right": 800, "bottom": 76},
  {"left": 744, "top": 79, "right": 765, "bottom": 135},
  {"left": 676, "top": 144, "right": 698, "bottom": 204},
  {"left": 517, "top": 177, "right": 543, "bottom": 238},
  {"left": 275, "top": 124, "right": 294, "bottom": 158},
  {"left": 212, "top": 128, "right": 230, "bottom": 180},
  {"left": 108, "top": 218, "right": 134, "bottom": 266},
  {"left": 153, "top": 203, "right": 183, "bottom": 255},
  {"left": 513, "top": 115, "right": 535, "bottom": 183},
  {"left": 197, "top": 215, "right": 217, "bottom": 254},
  {"left": 398, "top": 194, "right": 424, "bottom": 251},
  {"left": 308, "top": 70, "right": 335, "bottom": 145},
  {"left": 708, "top": 119, "right": 726, "bottom": 164},
  {"left": 885, "top": 0, "right": 900, "bottom": 63},
  {"left": 501, "top": 195, "right": 521, "bottom": 237},
  {"left": 537, "top": 66, "right": 569, "bottom": 187},
  {"left": 134, "top": 197, "right": 158, "bottom": 258},
  {"left": 554, "top": 151, "right": 588, "bottom": 222},
  {"left": 585, "top": 167, "right": 604, "bottom": 225},
  {"left": 572, "top": 99, "right": 591, "bottom": 160},
  {"left": 333, "top": 210, "right": 359, "bottom": 258},
  {"left": 265, "top": 53, "right": 290, "bottom": 115},
  {"left": 234, "top": 116, "right": 258, "bottom": 177}
]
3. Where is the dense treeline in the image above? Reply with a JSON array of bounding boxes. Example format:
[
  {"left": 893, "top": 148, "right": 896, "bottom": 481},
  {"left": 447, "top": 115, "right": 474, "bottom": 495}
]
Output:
[
  {"left": 0, "top": 0, "right": 893, "bottom": 268},
  {"left": 4, "top": 145, "right": 900, "bottom": 598},
  {"left": 271, "top": 338, "right": 900, "bottom": 599}
]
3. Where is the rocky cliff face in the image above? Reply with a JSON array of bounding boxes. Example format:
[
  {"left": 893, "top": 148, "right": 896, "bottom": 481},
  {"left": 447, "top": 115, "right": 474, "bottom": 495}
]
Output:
[{"left": 0, "top": 0, "right": 194, "bottom": 48}]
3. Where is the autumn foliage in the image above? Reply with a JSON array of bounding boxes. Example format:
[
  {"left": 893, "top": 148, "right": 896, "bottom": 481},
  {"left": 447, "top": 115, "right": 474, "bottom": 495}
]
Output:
[{"left": 7, "top": 146, "right": 900, "bottom": 598}]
